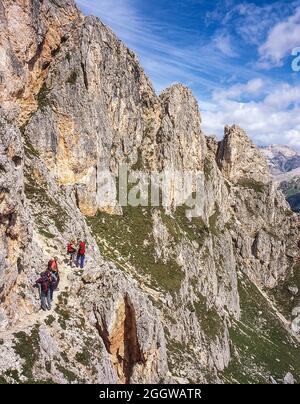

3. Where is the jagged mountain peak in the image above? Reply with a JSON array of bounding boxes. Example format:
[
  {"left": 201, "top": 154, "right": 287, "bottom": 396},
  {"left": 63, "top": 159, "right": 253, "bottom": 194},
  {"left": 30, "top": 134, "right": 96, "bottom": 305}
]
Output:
[{"left": 217, "top": 124, "right": 270, "bottom": 184}]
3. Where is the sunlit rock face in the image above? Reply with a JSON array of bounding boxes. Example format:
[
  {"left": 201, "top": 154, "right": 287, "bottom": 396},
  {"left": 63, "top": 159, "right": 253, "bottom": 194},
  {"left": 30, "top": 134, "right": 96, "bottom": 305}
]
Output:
[
  {"left": 0, "top": 0, "right": 299, "bottom": 385},
  {"left": 217, "top": 124, "right": 270, "bottom": 184}
]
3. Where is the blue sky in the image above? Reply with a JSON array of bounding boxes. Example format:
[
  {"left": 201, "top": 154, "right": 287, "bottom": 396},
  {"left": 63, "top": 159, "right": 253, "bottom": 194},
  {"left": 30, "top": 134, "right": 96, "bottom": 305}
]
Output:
[{"left": 77, "top": 0, "right": 300, "bottom": 149}]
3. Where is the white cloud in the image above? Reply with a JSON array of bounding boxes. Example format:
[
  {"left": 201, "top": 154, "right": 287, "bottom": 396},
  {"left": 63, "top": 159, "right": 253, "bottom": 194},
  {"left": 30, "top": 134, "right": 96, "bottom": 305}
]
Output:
[
  {"left": 77, "top": 1, "right": 300, "bottom": 150},
  {"left": 212, "top": 78, "right": 266, "bottom": 101},
  {"left": 258, "top": 7, "right": 300, "bottom": 67},
  {"left": 207, "top": 1, "right": 300, "bottom": 46},
  {"left": 201, "top": 80, "right": 300, "bottom": 150},
  {"left": 212, "top": 33, "right": 237, "bottom": 57}
]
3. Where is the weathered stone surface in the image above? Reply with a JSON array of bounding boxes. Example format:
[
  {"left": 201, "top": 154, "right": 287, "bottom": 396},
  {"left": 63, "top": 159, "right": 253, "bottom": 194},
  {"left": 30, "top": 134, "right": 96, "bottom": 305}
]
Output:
[
  {"left": 154, "top": 84, "right": 207, "bottom": 171},
  {"left": 0, "top": 0, "right": 300, "bottom": 385},
  {"left": 217, "top": 124, "right": 270, "bottom": 184},
  {"left": 0, "top": 116, "right": 32, "bottom": 325},
  {"left": 288, "top": 285, "right": 299, "bottom": 296},
  {"left": 0, "top": 0, "right": 81, "bottom": 122},
  {"left": 283, "top": 372, "right": 295, "bottom": 384}
]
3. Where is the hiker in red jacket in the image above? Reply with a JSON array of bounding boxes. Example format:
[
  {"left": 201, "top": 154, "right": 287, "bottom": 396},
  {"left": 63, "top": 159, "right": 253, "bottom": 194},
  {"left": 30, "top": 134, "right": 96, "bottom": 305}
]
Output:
[
  {"left": 67, "top": 239, "right": 77, "bottom": 268},
  {"left": 76, "top": 240, "right": 86, "bottom": 269},
  {"left": 35, "top": 270, "right": 52, "bottom": 311},
  {"left": 48, "top": 257, "right": 60, "bottom": 290}
]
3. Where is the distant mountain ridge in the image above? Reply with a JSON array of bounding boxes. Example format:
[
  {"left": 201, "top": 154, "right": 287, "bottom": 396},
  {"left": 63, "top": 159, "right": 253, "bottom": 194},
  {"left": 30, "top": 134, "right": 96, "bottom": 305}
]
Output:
[
  {"left": 260, "top": 145, "right": 300, "bottom": 176},
  {"left": 260, "top": 145, "right": 300, "bottom": 212}
]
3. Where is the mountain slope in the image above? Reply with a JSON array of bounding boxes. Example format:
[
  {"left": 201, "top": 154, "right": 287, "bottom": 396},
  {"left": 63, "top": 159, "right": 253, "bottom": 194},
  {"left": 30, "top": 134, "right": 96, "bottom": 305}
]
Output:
[
  {"left": 0, "top": 0, "right": 300, "bottom": 384},
  {"left": 261, "top": 145, "right": 300, "bottom": 212}
]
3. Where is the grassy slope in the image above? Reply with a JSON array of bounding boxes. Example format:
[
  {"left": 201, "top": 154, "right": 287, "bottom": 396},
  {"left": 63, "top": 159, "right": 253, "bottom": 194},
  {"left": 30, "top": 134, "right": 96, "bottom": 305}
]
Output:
[
  {"left": 268, "top": 264, "right": 300, "bottom": 321},
  {"left": 87, "top": 207, "right": 185, "bottom": 294},
  {"left": 220, "top": 275, "right": 300, "bottom": 384},
  {"left": 21, "top": 139, "right": 300, "bottom": 383}
]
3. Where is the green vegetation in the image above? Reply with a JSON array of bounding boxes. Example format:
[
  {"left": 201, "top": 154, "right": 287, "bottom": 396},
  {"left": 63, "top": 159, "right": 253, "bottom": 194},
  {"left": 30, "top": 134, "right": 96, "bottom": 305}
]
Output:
[
  {"left": 12, "top": 325, "right": 41, "bottom": 383},
  {"left": 55, "top": 293, "right": 71, "bottom": 330},
  {"left": 24, "top": 166, "right": 68, "bottom": 233},
  {"left": 88, "top": 203, "right": 220, "bottom": 295},
  {"left": 204, "top": 157, "right": 214, "bottom": 181},
  {"left": 87, "top": 206, "right": 185, "bottom": 294},
  {"left": 208, "top": 203, "right": 221, "bottom": 237},
  {"left": 23, "top": 135, "right": 40, "bottom": 158},
  {"left": 67, "top": 71, "right": 78, "bottom": 85},
  {"left": 38, "top": 229, "right": 56, "bottom": 239},
  {"left": 268, "top": 263, "right": 300, "bottom": 320},
  {"left": 237, "top": 178, "right": 266, "bottom": 193},
  {"left": 164, "top": 326, "right": 188, "bottom": 376},
  {"left": 0, "top": 369, "right": 20, "bottom": 384},
  {"left": 131, "top": 148, "right": 144, "bottom": 171},
  {"left": 161, "top": 206, "right": 210, "bottom": 248},
  {"left": 37, "top": 83, "right": 50, "bottom": 111},
  {"left": 51, "top": 47, "right": 60, "bottom": 57},
  {"left": 193, "top": 294, "right": 224, "bottom": 339},
  {"left": 45, "top": 315, "right": 56, "bottom": 326},
  {"left": 56, "top": 364, "right": 77, "bottom": 383},
  {"left": 20, "top": 120, "right": 40, "bottom": 159},
  {"left": 75, "top": 347, "right": 92, "bottom": 367},
  {"left": 66, "top": 52, "right": 71, "bottom": 62},
  {"left": 281, "top": 180, "right": 300, "bottom": 211},
  {"left": 220, "top": 275, "right": 300, "bottom": 384}
]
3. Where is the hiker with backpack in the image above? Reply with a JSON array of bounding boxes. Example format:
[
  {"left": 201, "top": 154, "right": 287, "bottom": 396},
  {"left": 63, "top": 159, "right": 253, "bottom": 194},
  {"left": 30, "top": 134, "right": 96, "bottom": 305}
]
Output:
[
  {"left": 35, "top": 270, "right": 52, "bottom": 311},
  {"left": 49, "top": 257, "right": 60, "bottom": 290},
  {"left": 49, "top": 270, "right": 58, "bottom": 302},
  {"left": 67, "top": 239, "right": 77, "bottom": 268},
  {"left": 76, "top": 240, "right": 86, "bottom": 269}
]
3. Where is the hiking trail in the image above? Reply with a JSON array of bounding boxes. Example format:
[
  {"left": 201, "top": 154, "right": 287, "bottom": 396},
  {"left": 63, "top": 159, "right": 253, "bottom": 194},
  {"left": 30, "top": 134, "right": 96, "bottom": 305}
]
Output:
[{"left": 0, "top": 250, "right": 72, "bottom": 340}]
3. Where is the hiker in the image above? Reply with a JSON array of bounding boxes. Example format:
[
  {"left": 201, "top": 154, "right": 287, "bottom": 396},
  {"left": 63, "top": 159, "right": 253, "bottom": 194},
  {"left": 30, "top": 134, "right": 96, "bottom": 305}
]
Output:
[
  {"left": 35, "top": 270, "right": 52, "bottom": 311},
  {"left": 67, "top": 239, "right": 77, "bottom": 268},
  {"left": 36, "top": 273, "right": 43, "bottom": 299},
  {"left": 49, "top": 270, "right": 58, "bottom": 302},
  {"left": 76, "top": 240, "right": 86, "bottom": 269},
  {"left": 49, "top": 257, "right": 60, "bottom": 290}
]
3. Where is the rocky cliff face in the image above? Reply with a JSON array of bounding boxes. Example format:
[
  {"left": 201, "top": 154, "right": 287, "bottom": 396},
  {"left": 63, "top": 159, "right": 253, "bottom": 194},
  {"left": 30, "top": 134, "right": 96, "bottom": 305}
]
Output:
[
  {"left": 0, "top": 0, "right": 300, "bottom": 384},
  {"left": 0, "top": 0, "right": 81, "bottom": 122},
  {"left": 217, "top": 125, "right": 270, "bottom": 184}
]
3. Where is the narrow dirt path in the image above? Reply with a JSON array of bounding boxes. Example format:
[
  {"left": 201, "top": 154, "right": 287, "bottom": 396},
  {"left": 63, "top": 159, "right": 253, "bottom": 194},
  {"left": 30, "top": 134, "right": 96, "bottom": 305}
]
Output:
[{"left": 0, "top": 252, "right": 72, "bottom": 339}]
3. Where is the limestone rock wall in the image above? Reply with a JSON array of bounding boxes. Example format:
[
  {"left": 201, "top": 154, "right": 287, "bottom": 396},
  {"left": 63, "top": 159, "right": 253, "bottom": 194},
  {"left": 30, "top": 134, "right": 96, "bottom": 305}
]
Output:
[
  {"left": 0, "top": 0, "right": 81, "bottom": 122},
  {"left": 0, "top": 0, "right": 299, "bottom": 385}
]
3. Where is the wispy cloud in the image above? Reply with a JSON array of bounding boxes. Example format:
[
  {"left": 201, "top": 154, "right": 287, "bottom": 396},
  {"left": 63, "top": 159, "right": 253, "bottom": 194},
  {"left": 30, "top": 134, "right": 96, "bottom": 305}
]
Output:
[
  {"left": 207, "top": 1, "right": 300, "bottom": 46},
  {"left": 258, "top": 7, "right": 300, "bottom": 67},
  {"left": 77, "top": 0, "right": 300, "bottom": 149},
  {"left": 212, "top": 78, "right": 266, "bottom": 101},
  {"left": 202, "top": 80, "right": 300, "bottom": 149},
  {"left": 77, "top": 0, "right": 260, "bottom": 94},
  {"left": 212, "top": 32, "right": 238, "bottom": 57}
]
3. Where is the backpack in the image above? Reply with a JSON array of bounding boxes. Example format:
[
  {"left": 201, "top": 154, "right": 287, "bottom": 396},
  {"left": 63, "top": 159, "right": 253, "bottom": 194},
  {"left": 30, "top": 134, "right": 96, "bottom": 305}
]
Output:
[
  {"left": 40, "top": 273, "right": 50, "bottom": 293},
  {"left": 67, "top": 243, "right": 73, "bottom": 253},
  {"left": 51, "top": 273, "right": 58, "bottom": 288},
  {"left": 79, "top": 241, "right": 85, "bottom": 255}
]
